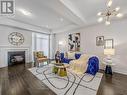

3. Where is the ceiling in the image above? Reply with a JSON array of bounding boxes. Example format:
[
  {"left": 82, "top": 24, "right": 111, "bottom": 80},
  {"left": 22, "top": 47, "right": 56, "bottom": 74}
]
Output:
[{"left": 0, "top": 0, "right": 127, "bottom": 33}]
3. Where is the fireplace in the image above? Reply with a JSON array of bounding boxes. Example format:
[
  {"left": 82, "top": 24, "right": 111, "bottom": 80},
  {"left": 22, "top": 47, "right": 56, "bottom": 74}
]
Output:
[{"left": 8, "top": 51, "right": 25, "bottom": 66}]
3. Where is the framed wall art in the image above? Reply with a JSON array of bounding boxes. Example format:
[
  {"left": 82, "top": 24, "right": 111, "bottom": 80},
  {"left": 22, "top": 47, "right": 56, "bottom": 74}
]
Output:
[
  {"left": 96, "top": 36, "right": 104, "bottom": 46},
  {"left": 8, "top": 32, "right": 24, "bottom": 46},
  {"left": 68, "top": 33, "right": 80, "bottom": 51},
  {"left": 104, "top": 39, "right": 114, "bottom": 49}
]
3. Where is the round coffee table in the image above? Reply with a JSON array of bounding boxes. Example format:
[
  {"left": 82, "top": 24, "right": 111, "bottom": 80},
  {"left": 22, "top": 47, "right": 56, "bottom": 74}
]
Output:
[{"left": 52, "top": 63, "right": 68, "bottom": 77}]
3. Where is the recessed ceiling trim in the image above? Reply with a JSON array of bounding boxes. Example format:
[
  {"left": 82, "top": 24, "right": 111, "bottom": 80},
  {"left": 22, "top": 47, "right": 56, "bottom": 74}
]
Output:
[
  {"left": 58, "top": 0, "right": 86, "bottom": 25},
  {"left": 9, "top": 18, "right": 51, "bottom": 31},
  {"left": 0, "top": 24, "right": 50, "bottom": 35},
  {"left": 0, "top": 17, "right": 51, "bottom": 34}
]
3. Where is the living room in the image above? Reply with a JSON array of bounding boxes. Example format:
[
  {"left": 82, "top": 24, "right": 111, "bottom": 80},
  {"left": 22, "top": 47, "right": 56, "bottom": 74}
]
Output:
[{"left": 0, "top": 0, "right": 127, "bottom": 95}]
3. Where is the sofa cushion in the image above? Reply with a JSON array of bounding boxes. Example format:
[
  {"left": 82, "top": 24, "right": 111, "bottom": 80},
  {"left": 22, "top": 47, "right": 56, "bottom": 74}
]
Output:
[
  {"left": 37, "top": 58, "right": 48, "bottom": 61},
  {"left": 36, "top": 51, "right": 44, "bottom": 58},
  {"left": 78, "top": 54, "right": 89, "bottom": 61},
  {"left": 62, "top": 58, "right": 72, "bottom": 64},
  {"left": 67, "top": 52, "right": 75, "bottom": 59},
  {"left": 75, "top": 53, "right": 81, "bottom": 59}
]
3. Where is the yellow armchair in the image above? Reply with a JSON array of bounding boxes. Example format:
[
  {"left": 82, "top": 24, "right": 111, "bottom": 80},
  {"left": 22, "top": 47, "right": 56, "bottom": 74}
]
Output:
[{"left": 33, "top": 51, "right": 48, "bottom": 67}]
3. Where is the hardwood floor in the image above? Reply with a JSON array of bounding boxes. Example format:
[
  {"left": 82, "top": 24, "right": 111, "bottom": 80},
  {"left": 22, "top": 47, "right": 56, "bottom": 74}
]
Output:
[
  {"left": 0, "top": 63, "right": 127, "bottom": 95},
  {"left": 0, "top": 64, "right": 56, "bottom": 95},
  {"left": 97, "top": 70, "right": 127, "bottom": 95}
]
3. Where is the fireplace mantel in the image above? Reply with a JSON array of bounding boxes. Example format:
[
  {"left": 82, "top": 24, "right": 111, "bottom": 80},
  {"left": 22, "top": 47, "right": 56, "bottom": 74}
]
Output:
[{"left": 0, "top": 46, "right": 31, "bottom": 68}]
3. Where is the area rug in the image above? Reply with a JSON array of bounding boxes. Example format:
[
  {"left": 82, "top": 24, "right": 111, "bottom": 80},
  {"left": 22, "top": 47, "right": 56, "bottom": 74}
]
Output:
[{"left": 29, "top": 64, "right": 103, "bottom": 95}]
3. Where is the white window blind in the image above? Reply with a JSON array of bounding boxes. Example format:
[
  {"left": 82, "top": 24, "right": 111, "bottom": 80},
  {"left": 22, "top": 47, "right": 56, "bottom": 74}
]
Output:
[{"left": 32, "top": 33, "right": 49, "bottom": 58}]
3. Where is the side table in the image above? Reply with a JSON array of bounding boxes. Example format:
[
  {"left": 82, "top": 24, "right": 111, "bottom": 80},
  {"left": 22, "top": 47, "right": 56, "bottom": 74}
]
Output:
[{"left": 103, "top": 62, "right": 115, "bottom": 75}]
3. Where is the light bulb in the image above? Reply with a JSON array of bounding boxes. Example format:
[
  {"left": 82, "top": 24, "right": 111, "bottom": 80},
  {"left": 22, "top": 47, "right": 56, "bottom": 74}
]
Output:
[
  {"left": 116, "top": 13, "right": 123, "bottom": 18},
  {"left": 107, "top": 0, "right": 112, "bottom": 7},
  {"left": 98, "top": 17, "right": 103, "bottom": 22},
  {"left": 105, "top": 21, "right": 110, "bottom": 25},
  {"left": 115, "top": 7, "right": 120, "bottom": 11},
  {"left": 97, "top": 12, "right": 102, "bottom": 16}
]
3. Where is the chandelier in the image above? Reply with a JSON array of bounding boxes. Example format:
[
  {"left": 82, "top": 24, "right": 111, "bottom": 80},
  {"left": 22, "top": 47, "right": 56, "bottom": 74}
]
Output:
[{"left": 97, "top": 0, "right": 123, "bottom": 25}]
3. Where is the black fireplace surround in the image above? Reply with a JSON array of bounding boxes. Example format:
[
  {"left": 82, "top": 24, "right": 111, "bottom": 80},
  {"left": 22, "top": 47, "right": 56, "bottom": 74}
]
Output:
[{"left": 8, "top": 51, "right": 25, "bottom": 66}]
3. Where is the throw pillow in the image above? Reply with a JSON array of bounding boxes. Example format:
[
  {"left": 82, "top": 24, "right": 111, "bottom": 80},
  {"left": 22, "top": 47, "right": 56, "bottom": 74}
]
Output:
[
  {"left": 67, "top": 52, "right": 75, "bottom": 59},
  {"left": 37, "top": 51, "right": 44, "bottom": 58},
  {"left": 79, "top": 54, "right": 89, "bottom": 61}
]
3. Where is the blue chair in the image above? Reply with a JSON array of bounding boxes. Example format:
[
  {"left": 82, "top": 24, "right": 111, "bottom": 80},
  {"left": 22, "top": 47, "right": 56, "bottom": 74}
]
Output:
[{"left": 86, "top": 56, "right": 99, "bottom": 75}]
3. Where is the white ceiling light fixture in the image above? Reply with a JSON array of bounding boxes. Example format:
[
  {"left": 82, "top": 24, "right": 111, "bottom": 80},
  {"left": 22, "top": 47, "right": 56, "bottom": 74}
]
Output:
[
  {"left": 97, "top": 0, "right": 123, "bottom": 25},
  {"left": 18, "top": 8, "right": 31, "bottom": 16},
  {"left": 60, "top": 18, "right": 64, "bottom": 22},
  {"left": 46, "top": 25, "right": 49, "bottom": 28}
]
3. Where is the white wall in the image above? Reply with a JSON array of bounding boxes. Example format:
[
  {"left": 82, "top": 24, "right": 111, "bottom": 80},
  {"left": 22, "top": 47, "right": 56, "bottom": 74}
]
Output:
[
  {"left": 0, "top": 25, "right": 59, "bottom": 68},
  {"left": 55, "top": 19, "right": 127, "bottom": 75},
  {"left": 50, "top": 34, "right": 56, "bottom": 59},
  {"left": 0, "top": 25, "right": 32, "bottom": 47},
  {"left": 55, "top": 32, "right": 68, "bottom": 52},
  {"left": 0, "top": 25, "right": 32, "bottom": 68}
]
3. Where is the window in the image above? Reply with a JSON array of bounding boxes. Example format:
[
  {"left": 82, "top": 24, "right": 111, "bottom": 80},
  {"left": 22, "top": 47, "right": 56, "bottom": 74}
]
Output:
[{"left": 32, "top": 33, "right": 50, "bottom": 58}]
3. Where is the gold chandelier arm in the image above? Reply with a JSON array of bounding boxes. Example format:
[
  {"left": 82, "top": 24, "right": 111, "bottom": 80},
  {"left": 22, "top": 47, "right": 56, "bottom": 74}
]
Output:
[
  {"left": 97, "top": 0, "right": 122, "bottom": 24},
  {"left": 99, "top": 12, "right": 107, "bottom": 16}
]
